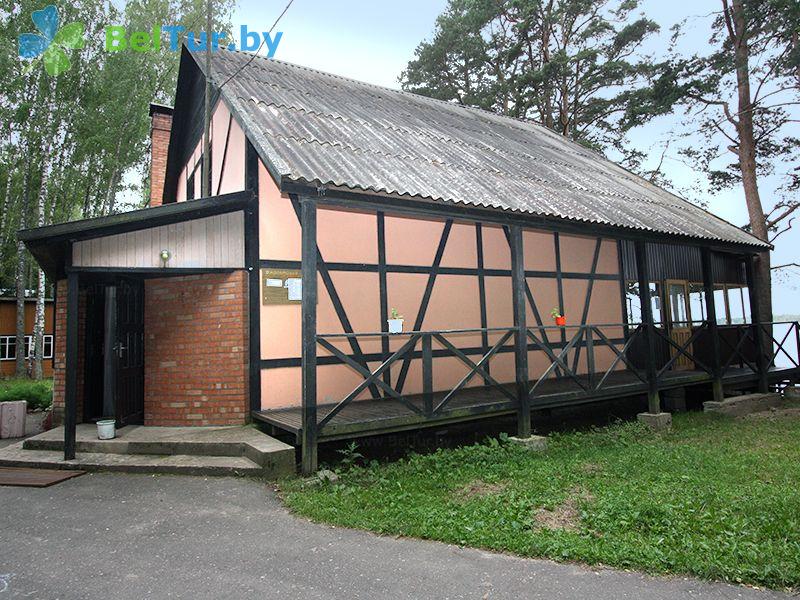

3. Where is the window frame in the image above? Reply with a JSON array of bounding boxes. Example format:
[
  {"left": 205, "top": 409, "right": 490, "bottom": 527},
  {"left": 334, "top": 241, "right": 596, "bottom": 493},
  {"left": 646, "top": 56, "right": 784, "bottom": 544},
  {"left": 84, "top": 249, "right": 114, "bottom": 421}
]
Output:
[{"left": 0, "top": 336, "right": 16, "bottom": 361}]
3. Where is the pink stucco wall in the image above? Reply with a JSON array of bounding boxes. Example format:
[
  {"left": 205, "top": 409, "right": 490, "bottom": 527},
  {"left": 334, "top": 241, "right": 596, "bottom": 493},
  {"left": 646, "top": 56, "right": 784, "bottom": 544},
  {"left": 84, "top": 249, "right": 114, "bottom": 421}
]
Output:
[
  {"left": 255, "top": 160, "right": 624, "bottom": 409},
  {"left": 171, "top": 104, "right": 624, "bottom": 411}
]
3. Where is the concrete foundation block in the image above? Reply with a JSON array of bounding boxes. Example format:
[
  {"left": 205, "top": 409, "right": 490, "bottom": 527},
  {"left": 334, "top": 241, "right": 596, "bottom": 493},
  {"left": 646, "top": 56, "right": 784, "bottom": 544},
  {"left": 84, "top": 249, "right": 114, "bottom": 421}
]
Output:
[
  {"left": 507, "top": 435, "right": 548, "bottom": 451},
  {"left": 703, "top": 393, "right": 783, "bottom": 417},
  {"left": 637, "top": 412, "right": 672, "bottom": 431},
  {"left": 0, "top": 401, "right": 26, "bottom": 439},
  {"left": 24, "top": 410, "right": 51, "bottom": 436}
]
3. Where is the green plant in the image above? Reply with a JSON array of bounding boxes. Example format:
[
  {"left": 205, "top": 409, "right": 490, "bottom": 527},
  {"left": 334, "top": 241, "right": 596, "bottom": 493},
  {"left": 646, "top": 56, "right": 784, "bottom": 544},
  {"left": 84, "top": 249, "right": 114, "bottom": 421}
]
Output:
[
  {"left": 550, "top": 307, "right": 562, "bottom": 319},
  {"left": 0, "top": 379, "right": 53, "bottom": 411},
  {"left": 281, "top": 413, "right": 800, "bottom": 589},
  {"left": 336, "top": 441, "right": 364, "bottom": 470},
  {"left": 390, "top": 308, "right": 403, "bottom": 320}
]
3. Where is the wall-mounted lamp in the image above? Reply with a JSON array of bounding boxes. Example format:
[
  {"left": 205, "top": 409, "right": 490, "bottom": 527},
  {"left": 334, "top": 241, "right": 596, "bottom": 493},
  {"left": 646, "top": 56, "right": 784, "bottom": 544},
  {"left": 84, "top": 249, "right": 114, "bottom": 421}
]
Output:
[{"left": 160, "top": 249, "right": 171, "bottom": 268}]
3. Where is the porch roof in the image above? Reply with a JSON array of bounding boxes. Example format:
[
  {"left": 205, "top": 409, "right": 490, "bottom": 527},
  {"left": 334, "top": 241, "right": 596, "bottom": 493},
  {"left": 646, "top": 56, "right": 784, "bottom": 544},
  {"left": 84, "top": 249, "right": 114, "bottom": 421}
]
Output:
[
  {"left": 196, "top": 49, "right": 768, "bottom": 251},
  {"left": 18, "top": 191, "right": 254, "bottom": 279}
]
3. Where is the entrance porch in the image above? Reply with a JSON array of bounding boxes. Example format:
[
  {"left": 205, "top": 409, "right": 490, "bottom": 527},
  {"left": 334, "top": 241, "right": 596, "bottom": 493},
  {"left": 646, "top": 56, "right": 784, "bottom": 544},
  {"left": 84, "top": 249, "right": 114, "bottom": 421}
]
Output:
[
  {"left": 0, "top": 423, "right": 294, "bottom": 478},
  {"left": 18, "top": 191, "right": 261, "bottom": 462}
]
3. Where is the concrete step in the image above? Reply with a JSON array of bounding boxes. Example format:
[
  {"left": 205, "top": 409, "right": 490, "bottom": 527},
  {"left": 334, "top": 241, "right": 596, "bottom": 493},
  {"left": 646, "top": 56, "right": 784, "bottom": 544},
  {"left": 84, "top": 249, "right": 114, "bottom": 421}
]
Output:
[
  {"left": 19, "top": 425, "right": 296, "bottom": 478},
  {"left": 0, "top": 442, "right": 265, "bottom": 477}
]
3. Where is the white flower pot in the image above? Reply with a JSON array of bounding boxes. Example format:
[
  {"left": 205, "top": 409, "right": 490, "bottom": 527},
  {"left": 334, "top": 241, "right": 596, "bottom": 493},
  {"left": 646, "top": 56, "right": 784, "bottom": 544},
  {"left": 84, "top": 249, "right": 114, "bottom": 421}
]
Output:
[
  {"left": 97, "top": 419, "right": 116, "bottom": 440},
  {"left": 387, "top": 318, "right": 404, "bottom": 334}
]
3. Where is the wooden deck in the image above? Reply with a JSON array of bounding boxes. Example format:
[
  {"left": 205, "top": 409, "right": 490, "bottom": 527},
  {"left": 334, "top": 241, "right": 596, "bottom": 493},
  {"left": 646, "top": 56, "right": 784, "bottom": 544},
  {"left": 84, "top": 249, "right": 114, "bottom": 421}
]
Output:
[{"left": 254, "top": 366, "right": 799, "bottom": 442}]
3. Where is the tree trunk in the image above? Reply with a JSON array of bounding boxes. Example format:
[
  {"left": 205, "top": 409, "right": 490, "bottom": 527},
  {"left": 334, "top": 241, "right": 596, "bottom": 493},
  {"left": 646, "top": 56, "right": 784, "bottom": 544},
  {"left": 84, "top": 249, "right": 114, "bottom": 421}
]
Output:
[
  {"left": 14, "top": 240, "right": 28, "bottom": 377},
  {"left": 0, "top": 168, "right": 12, "bottom": 245},
  {"left": 730, "top": 0, "right": 772, "bottom": 321},
  {"left": 14, "top": 157, "right": 33, "bottom": 378}
]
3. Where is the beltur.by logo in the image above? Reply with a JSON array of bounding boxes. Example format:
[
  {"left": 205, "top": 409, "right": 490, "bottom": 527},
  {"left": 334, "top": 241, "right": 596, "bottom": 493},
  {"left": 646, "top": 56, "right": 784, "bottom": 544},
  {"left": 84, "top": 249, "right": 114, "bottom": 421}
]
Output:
[
  {"left": 17, "top": 4, "right": 283, "bottom": 77},
  {"left": 17, "top": 5, "right": 85, "bottom": 76},
  {"left": 105, "top": 25, "right": 282, "bottom": 57}
]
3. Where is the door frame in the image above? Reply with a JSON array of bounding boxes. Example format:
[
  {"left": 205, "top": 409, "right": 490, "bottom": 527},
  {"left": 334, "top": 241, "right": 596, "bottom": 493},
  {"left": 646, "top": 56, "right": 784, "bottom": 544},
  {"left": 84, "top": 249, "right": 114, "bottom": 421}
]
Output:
[
  {"left": 113, "top": 276, "right": 145, "bottom": 426},
  {"left": 664, "top": 279, "right": 694, "bottom": 370}
]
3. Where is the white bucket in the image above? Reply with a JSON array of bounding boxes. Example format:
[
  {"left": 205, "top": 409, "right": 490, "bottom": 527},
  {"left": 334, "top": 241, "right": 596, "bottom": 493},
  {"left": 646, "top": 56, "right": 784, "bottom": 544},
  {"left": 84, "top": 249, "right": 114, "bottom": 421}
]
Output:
[
  {"left": 96, "top": 419, "right": 116, "bottom": 440},
  {"left": 388, "top": 318, "right": 404, "bottom": 334}
]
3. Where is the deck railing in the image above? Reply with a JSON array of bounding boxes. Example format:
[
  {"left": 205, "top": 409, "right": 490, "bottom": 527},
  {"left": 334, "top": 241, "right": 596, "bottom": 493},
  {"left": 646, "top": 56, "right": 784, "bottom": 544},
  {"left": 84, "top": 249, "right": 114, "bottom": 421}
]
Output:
[
  {"left": 314, "top": 320, "right": 800, "bottom": 432},
  {"left": 316, "top": 326, "right": 518, "bottom": 428},
  {"left": 316, "top": 323, "right": 639, "bottom": 431}
]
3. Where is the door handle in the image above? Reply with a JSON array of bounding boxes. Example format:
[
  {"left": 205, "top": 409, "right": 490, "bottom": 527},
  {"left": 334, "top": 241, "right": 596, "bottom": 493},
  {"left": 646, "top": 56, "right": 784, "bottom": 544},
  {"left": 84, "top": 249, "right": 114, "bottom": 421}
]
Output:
[{"left": 113, "top": 343, "right": 127, "bottom": 358}]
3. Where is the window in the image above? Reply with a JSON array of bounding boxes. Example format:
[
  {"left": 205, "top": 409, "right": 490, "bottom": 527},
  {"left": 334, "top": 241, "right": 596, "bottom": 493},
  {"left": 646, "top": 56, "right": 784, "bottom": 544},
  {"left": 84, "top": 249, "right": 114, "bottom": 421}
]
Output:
[
  {"left": 625, "top": 282, "right": 642, "bottom": 324},
  {"left": 667, "top": 282, "right": 689, "bottom": 327},
  {"left": 186, "top": 169, "right": 196, "bottom": 201},
  {"left": 688, "top": 283, "right": 707, "bottom": 324},
  {"left": 0, "top": 334, "right": 53, "bottom": 360},
  {"left": 0, "top": 336, "right": 15, "bottom": 360},
  {"left": 726, "top": 286, "right": 751, "bottom": 324},
  {"left": 713, "top": 285, "right": 729, "bottom": 325},
  {"left": 625, "top": 281, "right": 663, "bottom": 325}
]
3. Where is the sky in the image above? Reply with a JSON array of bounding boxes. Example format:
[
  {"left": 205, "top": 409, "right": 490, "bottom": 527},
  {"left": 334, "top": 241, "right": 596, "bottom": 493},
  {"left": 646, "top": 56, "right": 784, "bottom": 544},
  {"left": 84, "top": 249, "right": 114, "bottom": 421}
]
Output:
[{"left": 229, "top": 0, "right": 798, "bottom": 314}]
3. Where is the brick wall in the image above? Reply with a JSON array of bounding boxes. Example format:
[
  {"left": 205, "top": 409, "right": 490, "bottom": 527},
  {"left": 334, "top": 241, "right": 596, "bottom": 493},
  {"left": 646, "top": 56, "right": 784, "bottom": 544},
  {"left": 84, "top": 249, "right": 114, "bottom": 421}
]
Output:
[
  {"left": 51, "top": 280, "right": 86, "bottom": 426},
  {"left": 149, "top": 108, "right": 172, "bottom": 207},
  {"left": 144, "top": 271, "right": 248, "bottom": 426}
]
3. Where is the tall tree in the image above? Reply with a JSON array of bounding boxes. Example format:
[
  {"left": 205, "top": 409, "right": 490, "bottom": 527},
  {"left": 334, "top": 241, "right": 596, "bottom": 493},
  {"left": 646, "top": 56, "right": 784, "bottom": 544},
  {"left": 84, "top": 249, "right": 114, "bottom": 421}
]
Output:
[
  {"left": 401, "top": 0, "right": 661, "bottom": 156},
  {"left": 0, "top": 0, "right": 234, "bottom": 377},
  {"left": 627, "top": 0, "right": 800, "bottom": 321}
]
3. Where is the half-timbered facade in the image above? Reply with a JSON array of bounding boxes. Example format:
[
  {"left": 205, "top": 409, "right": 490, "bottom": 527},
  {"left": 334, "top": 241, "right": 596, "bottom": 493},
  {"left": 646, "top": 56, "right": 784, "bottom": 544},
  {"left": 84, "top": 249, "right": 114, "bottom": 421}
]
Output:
[{"left": 20, "top": 47, "right": 799, "bottom": 473}]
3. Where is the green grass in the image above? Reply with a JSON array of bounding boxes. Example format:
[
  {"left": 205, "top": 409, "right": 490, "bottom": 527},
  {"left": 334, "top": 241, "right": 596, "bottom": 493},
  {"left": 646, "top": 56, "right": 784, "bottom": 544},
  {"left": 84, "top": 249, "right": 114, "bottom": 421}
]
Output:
[
  {"left": 281, "top": 412, "right": 800, "bottom": 590},
  {"left": 0, "top": 378, "right": 53, "bottom": 411}
]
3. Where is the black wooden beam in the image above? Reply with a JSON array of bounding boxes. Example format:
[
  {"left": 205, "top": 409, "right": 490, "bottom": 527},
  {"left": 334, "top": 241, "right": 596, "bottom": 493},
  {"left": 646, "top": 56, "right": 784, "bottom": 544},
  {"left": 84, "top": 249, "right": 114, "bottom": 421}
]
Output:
[
  {"left": 745, "top": 256, "right": 769, "bottom": 393},
  {"left": 377, "top": 212, "right": 390, "bottom": 387},
  {"left": 259, "top": 258, "right": 619, "bottom": 280},
  {"left": 502, "top": 227, "right": 560, "bottom": 377},
  {"left": 475, "top": 223, "right": 490, "bottom": 384},
  {"left": 282, "top": 181, "right": 769, "bottom": 254},
  {"left": 617, "top": 240, "right": 631, "bottom": 334},
  {"left": 510, "top": 224, "right": 530, "bottom": 437},
  {"left": 571, "top": 237, "right": 602, "bottom": 372},
  {"left": 300, "top": 197, "right": 318, "bottom": 475},
  {"left": 701, "top": 247, "right": 724, "bottom": 402},
  {"left": 245, "top": 141, "right": 261, "bottom": 414},
  {"left": 64, "top": 269, "right": 79, "bottom": 461},
  {"left": 554, "top": 233, "right": 566, "bottom": 346},
  {"left": 395, "top": 220, "right": 453, "bottom": 394},
  {"left": 260, "top": 335, "right": 628, "bottom": 369},
  {"left": 289, "top": 196, "right": 381, "bottom": 400},
  {"left": 634, "top": 240, "right": 661, "bottom": 413}
]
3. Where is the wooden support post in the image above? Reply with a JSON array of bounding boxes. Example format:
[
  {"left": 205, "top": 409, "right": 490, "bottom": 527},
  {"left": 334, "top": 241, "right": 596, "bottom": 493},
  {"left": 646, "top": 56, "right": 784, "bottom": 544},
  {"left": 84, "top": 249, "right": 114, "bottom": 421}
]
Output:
[
  {"left": 245, "top": 142, "right": 261, "bottom": 414},
  {"left": 634, "top": 241, "right": 661, "bottom": 413},
  {"left": 745, "top": 256, "right": 769, "bottom": 393},
  {"left": 422, "top": 333, "right": 433, "bottom": 415},
  {"left": 64, "top": 271, "right": 79, "bottom": 461},
  {"left": 510, "top": 225, "right": 530, "bottom": 437},
  {"left": 701, "top": 247, "right": 724, "bottom": 403},
  {"left": 377, "top": 212, "right": 390, "bottom": 387},
  {"left": 585, "top": 328, "right": 595, "bottom": 390},
  {"left": 300, "top": 197, "right": 318, "bottom": 475}
]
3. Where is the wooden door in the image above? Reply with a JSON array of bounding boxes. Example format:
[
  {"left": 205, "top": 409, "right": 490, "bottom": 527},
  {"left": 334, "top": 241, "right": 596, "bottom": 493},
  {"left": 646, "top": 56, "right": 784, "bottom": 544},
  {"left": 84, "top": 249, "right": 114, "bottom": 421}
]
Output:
[
  {"left": 114, "top": 278, "right": 144, "bottom": 425},
  {"left": 666, "top": 280, "right": 693, "bottom": 370}
]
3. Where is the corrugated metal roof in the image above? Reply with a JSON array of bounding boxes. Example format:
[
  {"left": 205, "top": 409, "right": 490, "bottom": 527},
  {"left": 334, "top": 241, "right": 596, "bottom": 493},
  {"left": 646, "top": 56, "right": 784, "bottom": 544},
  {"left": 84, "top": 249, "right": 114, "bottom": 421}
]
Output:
[{"left": 198, "top": 50, "right": 767, "bottom": 249}]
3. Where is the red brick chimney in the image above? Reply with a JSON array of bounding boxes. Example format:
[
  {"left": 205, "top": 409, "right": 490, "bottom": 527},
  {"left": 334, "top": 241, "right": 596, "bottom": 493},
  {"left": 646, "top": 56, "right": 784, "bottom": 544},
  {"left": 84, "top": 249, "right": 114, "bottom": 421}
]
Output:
[{"left": 149, "top": 103, "right": 174, "bottom": 207}]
